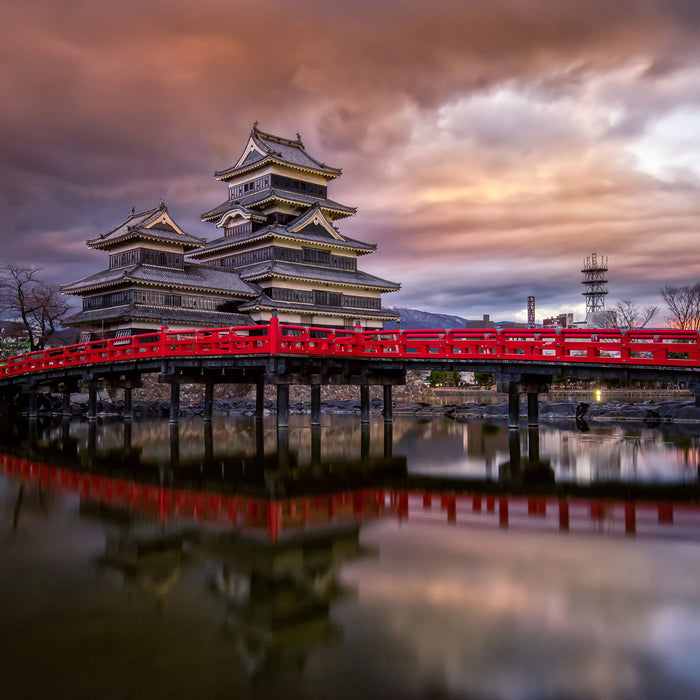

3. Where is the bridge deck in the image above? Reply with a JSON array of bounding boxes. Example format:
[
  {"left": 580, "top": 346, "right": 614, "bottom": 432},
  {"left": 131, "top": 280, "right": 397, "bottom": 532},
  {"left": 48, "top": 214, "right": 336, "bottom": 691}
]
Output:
[{"left": 2, "top": 319, "right": 700, "bottom": 387}]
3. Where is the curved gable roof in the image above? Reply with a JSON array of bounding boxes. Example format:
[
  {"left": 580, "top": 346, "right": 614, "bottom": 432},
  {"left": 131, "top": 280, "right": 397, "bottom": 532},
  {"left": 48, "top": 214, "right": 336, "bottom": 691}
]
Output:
[{"left": 214, "top": 124, "right": 342, "bottom": 181}]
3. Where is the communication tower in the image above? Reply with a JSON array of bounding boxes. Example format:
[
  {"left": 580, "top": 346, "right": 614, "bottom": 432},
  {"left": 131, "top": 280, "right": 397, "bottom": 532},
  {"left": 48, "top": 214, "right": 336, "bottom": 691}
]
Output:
[
  {"left": 527, "top": 296, "right": 535, "bottom": 328},
  {"left": 582, "top": 253, "right": 608, "bottom": 315}
]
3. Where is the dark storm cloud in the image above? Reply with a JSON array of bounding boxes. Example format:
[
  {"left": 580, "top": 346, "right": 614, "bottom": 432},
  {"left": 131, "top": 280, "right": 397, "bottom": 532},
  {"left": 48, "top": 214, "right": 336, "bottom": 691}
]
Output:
[{"left": 2, "top": 0, "right": 700, "bottom": 318}]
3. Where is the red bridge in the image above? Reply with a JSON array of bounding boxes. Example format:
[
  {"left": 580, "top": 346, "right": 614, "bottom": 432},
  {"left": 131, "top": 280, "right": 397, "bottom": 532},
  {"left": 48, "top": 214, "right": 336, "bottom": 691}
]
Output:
[{"left": 1, "top": 317, "right": 699, "bottom": 426}]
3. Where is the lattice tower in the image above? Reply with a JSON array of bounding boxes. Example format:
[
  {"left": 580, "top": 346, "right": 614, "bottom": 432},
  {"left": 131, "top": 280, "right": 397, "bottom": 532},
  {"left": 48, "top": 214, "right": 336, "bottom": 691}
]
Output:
[
  {"left": 527, "top": 296, "right": 535, "bottom": 328},
  {"left": 582, "top": 253, "right": 608, "bottom": 314}
]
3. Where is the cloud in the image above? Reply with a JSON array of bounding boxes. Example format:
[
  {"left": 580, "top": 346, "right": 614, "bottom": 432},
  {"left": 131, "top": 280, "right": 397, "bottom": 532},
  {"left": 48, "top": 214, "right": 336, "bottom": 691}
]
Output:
[{"left": 2, "top": 0, "right": 700, "bottom": 320}]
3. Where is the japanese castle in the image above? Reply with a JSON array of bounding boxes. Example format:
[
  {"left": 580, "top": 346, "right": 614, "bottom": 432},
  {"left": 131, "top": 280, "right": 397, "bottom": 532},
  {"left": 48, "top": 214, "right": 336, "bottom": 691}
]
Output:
[{"left": 62, "top": 124, "right": 400, "bottom": 338}]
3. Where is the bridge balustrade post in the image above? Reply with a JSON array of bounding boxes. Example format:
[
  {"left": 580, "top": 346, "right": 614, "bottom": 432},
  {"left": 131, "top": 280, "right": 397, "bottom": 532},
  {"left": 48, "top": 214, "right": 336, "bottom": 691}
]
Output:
[{"left": 269, "top": 313, "right": 280, "bottom": 354}]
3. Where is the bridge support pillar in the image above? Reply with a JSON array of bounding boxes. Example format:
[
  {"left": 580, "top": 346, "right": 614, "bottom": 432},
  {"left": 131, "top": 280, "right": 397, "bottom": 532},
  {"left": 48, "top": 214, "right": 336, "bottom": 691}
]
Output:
[
  {"left": 123, "top": 386, "right": 132, "bottom": 421},
  {"left": 384, "top": 420, "right": 393, "bottom": 458},
  {"left": 169, "top": 423, "right": 179, "bottom": 466},
  {"left": 360, "top": 385, "right": 370, "bottom": 423},
  {"left": 528, "top": 426, "right": 540, "bottom": 462},
  {"left": 204, "top": 422, "right": 213, "bottom": 464},
  {"left": 508, "top": 383, "right": 520, "bottom": 428},
  {"left": 123, "top": 421, "right": 132, "bottom": 451},
  {"left": 527, "top": 391, "right": 539, "bottom": 427},
  {"left": 310, "top": 385, "right": 321, "bottom": 426},
  {"left": 88, "top": 420, "right": 96, "bottom": 454},
  {"left": 311, "top": 424, "right": 321, "bottom": 466},
  {"left": 256, "top": 418, "right": 265, "bottom": 459},
  {"left": 508, "top": 428, "right": 521, "bottom": 471},
  {"left": 203, "top": 382, "right": 214, "bottom": 422},
  {"left": 87, "top": 382, "right": 98, "bottom": 421},
  {"left": 277, "top": 385, "right": 289, "bottom": 428},
  {"left": 694, "top": 385, "right": 700, "bottom": 408},
  {"left": 277, "top": 426, "right": 290, "bottom": 471},
  {"left": 383, "top": 385, "right": 393, "bottom": 422},
  {"left": 361, "top": 422, "right": 370, "bottom": 461},
  {"left": 62, "top": 389, "right": 71, "bottom": 418},
  {"left": 28, "top": 391, "right": 38, "bottom": 419},
  {"left": 169, "top": 382, "right": 180, "bottom": 423},
  {"left": 255, "top": 378, "right": 265, "bottom": 420}
]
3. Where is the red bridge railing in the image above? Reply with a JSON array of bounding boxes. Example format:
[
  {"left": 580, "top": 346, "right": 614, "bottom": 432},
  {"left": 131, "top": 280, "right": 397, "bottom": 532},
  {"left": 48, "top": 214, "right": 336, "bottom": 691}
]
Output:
[{"left": 1, "top": 318, "right": 699, "bottom": 379}]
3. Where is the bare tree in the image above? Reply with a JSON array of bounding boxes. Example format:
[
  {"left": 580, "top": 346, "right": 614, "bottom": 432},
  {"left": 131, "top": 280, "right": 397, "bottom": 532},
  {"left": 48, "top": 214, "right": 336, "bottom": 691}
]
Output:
[
  {"left": 661, "top": 284, "right": 700, "bottom": 330},
  {"left": 591, "top": 299, "right": 658, "bottom": 329},
  {"left": 29, "top": 284, "right": 70, "bottom": 349},
  {"left": 614, "top": 298, "right": 658, "bottom": 328},
  {"left": 0, "top": 263, "right": 70, "bottom": 350},
  {"left": 590, "top": 309, "right": 619, "bottom": 329}
]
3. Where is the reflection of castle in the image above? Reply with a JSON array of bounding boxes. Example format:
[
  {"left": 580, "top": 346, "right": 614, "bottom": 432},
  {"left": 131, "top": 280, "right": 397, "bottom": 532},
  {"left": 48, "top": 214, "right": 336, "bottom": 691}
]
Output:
[
  {"left": 203, "top": 526, "right": 363, "bottom": 677},
  {"left": 82, "top": 484, "right": 368, "bottom": 682}
]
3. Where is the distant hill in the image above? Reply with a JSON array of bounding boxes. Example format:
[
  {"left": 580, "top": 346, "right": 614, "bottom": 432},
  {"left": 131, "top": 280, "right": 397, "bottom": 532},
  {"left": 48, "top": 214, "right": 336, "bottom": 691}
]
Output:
[{"left": 386, "top": 307, "right": 473, "bottom": 330}]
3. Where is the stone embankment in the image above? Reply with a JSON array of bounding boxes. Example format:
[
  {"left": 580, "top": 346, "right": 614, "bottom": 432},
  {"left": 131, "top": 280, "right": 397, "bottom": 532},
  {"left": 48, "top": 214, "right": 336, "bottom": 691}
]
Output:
[
  {"left": 401, "top": 399, "right": 700, "bottom": 424},
  {"left": 19, "top": 372, "right": 700, "bottom": 422},
  {"left": 48, "top": 395, "right": 700, "bottom": 424}
]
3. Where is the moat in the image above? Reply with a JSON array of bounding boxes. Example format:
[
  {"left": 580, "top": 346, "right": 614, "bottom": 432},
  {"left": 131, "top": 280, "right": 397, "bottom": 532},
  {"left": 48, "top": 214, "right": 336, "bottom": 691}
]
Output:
[{"left": 2, "top": 415, "right": 700, "bottom": 699}]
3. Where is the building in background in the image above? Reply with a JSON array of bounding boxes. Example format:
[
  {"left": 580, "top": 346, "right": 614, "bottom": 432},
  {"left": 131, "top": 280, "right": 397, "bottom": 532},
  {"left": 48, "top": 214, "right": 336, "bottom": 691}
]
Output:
[{"left": 543, "top": 313, "right": 574, "bottom": 329}]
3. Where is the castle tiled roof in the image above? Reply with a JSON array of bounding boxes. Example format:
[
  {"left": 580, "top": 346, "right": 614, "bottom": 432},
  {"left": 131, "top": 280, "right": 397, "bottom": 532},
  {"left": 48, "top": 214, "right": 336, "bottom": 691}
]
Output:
[
  {"left": 214, "top": 124, "right": 342, "bottom": 181},
  {"left": 64, "top": 304, "right": 252, "bottom": 328},
  {"left": 238, "top": 261, "right": 400, "bottom": 291},
  {"left": 87, "top": 203, "right": 206, "bottom": 251},
  {"left": 201, "top": 189, "right": 355, "bottom": 222},
  {"left": 238, "top": 293, "right": 400, "bottom": 320},
  {"left": 188, "top": 226, "right": 375, "bottom": 260},
  {"left": 61, "top": 262, "right": 261, "bottom": 296}
]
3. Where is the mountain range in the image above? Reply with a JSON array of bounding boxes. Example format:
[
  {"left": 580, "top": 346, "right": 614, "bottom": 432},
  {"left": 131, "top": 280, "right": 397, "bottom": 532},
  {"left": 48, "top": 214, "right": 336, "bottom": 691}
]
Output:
[{"left": 386, "top": 307, "right": 474, "bottom": 330}]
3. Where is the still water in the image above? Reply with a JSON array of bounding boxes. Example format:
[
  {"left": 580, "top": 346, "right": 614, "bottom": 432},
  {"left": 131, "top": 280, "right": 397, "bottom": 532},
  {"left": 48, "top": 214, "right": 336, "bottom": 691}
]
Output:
[{"left": 2, "top": 415, "right": 700, "bottom": 699}]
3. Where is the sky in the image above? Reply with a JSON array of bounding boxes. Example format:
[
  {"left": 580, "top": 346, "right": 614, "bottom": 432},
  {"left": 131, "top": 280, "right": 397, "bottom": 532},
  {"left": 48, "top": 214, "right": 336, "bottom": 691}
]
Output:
[{"left": 3, "top": 0, "right": 700, "bottom": 324}]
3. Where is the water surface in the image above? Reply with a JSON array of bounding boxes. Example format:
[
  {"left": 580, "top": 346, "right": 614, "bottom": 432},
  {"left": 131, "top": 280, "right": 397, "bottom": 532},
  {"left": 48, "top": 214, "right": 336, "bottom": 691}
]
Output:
[{"left": 2, "top": 415, "right": 700, "bottom": 699}]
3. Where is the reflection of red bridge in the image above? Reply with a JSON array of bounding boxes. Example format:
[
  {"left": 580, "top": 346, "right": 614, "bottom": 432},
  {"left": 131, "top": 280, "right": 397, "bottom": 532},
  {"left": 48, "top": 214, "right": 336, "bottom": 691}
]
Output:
[{"left": 4, "top": 454, "right": 700, "bottom": 542}]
